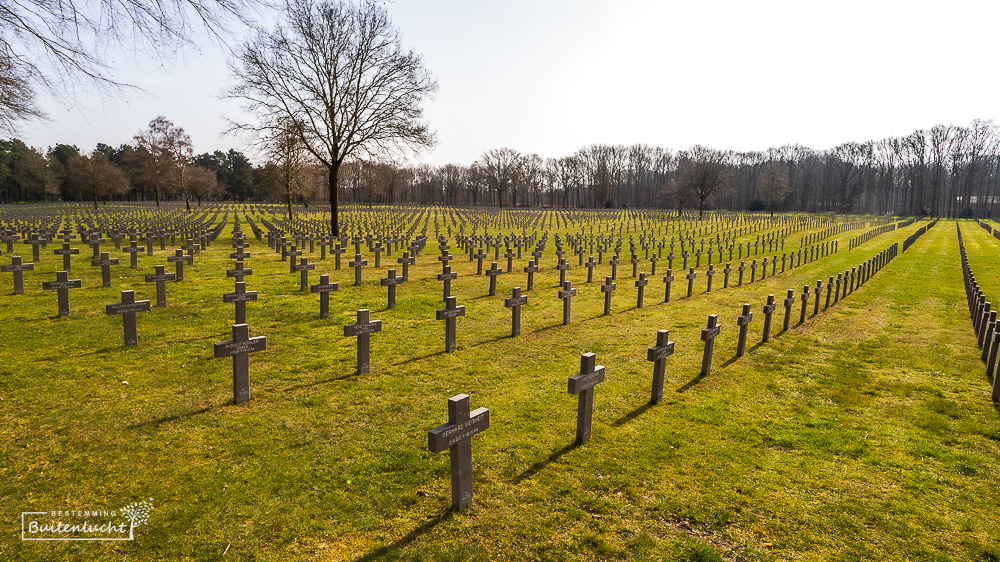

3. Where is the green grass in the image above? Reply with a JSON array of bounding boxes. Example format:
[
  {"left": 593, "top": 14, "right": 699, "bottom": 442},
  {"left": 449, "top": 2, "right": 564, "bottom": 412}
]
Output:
[{"left": 0, "top": 207, "right": 997, "bottom": 561}]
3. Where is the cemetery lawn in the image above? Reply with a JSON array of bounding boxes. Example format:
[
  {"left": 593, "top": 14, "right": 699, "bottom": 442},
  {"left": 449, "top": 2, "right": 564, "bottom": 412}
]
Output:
[{"left": 1, "top": 211, "right": 998, "bottom": 561}]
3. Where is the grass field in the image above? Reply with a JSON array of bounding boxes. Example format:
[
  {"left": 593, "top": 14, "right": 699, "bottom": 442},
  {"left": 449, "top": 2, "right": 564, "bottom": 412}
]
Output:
[{"left": 1, "top": 208, "right": 997, "bottom": 561}]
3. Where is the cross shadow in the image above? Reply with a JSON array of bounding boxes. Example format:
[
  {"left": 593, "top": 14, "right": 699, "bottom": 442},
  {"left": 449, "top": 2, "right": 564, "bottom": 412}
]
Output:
[
  {"left": 513, "top": 442, "right": 579, "bottom": 484},
  {"left": 747, "top": 340, "right": 767, "bottom": 353},
  {"left": 720, "top": 355, "right": 741, "bottom": 368},
  {"left": 284, "top": 371, "right": 360, "bottom": 392},
  {"left": 392, "top": 350, "right": 447, "bottom": 366},
  {"left": 676, "top": 373, "right": 707, "bottom": 393},
  {"left": 129, "top": 402, "right": 226, "bottom": 429},
  {"left": 67, "top": 346, "right": 117, "bottom": 358},
  {"left": 471, "top": 294, "right": 494, "bottom": 300},
  {"left": 611, "top": 403, "right": 653, "bottom": 427},
  {"left": 532, "top": 322, "right": 566, "bottom": 335},
  {"left": 470, "top": 334, "right": 510, "bottom": 348},
  {"left": 353, "top": 510, "right": 454, "bottom": 562}
]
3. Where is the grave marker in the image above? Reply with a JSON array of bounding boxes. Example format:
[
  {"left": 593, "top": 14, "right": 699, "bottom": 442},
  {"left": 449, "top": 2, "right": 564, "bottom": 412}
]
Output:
[
  {"left": 761, "top": 295, "right": 776, "bottom": 343},
  {"left": 223, "top": 281, "right": 258, "bottom": 325},
  {"left": 427, "top": 394, "right": 490, "bottom": 511},
  {"left": 568, "top": 352, "right": 606, "bottom": 444},
  {"left": 647, "top": 330, "right": 675, "bottom": 404},
  {"left": 504, "top": 287, "right": 528, "bottom": 337},
  {"left": 91, "top": 252, "right": 119, "bottom": 288},
  {"left": 635, "top": 272, "right": 648, "bottom": 308},
  {"left": 310, "top": 275, "right": 339, "bottom": 319},
  {"left": 558, "top": 281, "right": 576, "bottom": 325},
  {"left": 41, "top": 271, "right": 82, "bottom": 317},
  {"left": 601, "top": 276, "right": 616, "bottom": 315},
  {"left": 2, "top": 255, "right": 34, "bottom": 295},
  {"left": 735, "top": 303, "right": 752, "bottom": 357},
  {"left": 105, "top": 290, "right": 151, "bottom": 347},
  {"left": 144, "top": 265, "right": 175, "bottom": 307},
  {"left": 213, "top": 323, "right": 267, "bottom": 404},
  {"left": 700, "top": 315, "right": 722, "bottom": 376},
  {"left": 344, "top": 309, "right": 383, "bottom": 374},
  {"left": 436, "top": 296, "right": 465, "bottom": 352}
]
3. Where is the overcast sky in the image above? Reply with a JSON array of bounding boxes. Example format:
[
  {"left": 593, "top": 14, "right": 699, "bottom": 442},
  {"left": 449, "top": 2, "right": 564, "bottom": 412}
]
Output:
[{"left": 16, "top": 0, "right": 1000, "bottom": 165}]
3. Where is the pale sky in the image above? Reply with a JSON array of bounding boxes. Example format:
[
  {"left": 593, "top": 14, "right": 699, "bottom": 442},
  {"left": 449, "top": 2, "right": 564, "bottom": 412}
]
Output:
[{"left": 17, "top": 0, "right": 1000, "bottom": 165}]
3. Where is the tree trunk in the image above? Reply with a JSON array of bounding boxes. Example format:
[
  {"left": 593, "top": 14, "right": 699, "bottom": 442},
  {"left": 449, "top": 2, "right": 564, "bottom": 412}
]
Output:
[
  {"left": 286, "top": 188, "right": 294, "bottom": 219},
  {"left": 329, "top": 161, "right": 340, "bottom": 237}
]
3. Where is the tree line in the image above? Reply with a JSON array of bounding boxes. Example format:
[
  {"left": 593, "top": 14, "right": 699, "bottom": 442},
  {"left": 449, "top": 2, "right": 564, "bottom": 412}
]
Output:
[{"left": 3, "top": 117, "right": 999, "bottom": 219}]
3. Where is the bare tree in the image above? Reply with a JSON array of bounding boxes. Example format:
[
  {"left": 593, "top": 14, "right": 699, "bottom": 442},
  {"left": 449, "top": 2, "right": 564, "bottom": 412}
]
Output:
[
  {"left": 476, "top": 148, "right": 521, "bottom": 207},
  {"left": 132, "top": 117, "right": 190, "bottom": 207},
  {"left": 0, "top": 0, "right": 254, "bottom": 131},
  {"left": 226, "top": 0, "right": 437, "bottom": 236},
  {"left": 67, "top": 151, "right": 129, "bottom": 208},
  {"left": 756, "top": 161, "right": 789, "bottom": 215},
  {"left": 675, "top": 145, "right": 729, "bottom": 219},
  {"left": 186, "top": 166, "right": 223, "bottom": 205}
]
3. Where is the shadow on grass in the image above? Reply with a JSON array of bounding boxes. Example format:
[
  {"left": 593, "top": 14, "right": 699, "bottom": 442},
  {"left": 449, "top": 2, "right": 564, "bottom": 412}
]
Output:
[
  {"left": 720, "top": 355, "right": 741, "bottom": 369},
  {"left": 284, "top": 371, "right": 361, "bottom": 392},
  {"left": 469, "top": 334, "right": 510, "bottom": 348},
  {"left": 611, "top": 402, "right": 653, "bottom": 427},
  {"left": 676, "top": 373, "right": 707, "bottom": 393},
  {"left": 352, "top": 510, "right": 455, "bottom": 562},
  {"left": 513, "top": 442, "right": 579, "bottom": 484},
  {"left": 392, "top": 350, "right": 447, "bottom": 366},
  {"left": 129, "top": 402, "right": 227, "bottom": 429},
  {"left": 67, "top": 346, "right": 117, "bottom": 358}
]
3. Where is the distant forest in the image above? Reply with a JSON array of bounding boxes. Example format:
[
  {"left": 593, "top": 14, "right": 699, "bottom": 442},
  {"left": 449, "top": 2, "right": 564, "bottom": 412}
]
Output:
[{"left": 2, "top": 118, "right": 998, "bottom": 218}]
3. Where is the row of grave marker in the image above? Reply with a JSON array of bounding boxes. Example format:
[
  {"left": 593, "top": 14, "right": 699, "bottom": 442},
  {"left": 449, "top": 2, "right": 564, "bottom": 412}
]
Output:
[{"left": 957, "top": 223, "right": 1000, "bottom": 401}]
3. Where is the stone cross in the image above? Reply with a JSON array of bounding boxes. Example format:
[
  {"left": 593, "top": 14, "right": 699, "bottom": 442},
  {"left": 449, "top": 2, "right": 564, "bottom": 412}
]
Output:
[
  {"left": 635, "top": 272, "right": 648, "bottom": 308},
  {"left": 834, "top": 274, "right": 842, "bottom": 304},
  {"left": 647, "top": 330, "right": 675, "bottom": 404},
  {"left": 813, "top": 280, "right": 822, "bottom": 316},
  {"left": 609, "top": 255, "right": 619, "bottom": 280},
  {"left": 474, "top": 248, "right": 487, "bottom": 275},
  {"left": 436, "top": 296, "right": 466, "bottom": 352},
  {"left": 504, "top": 247, "right": 515, "bottom": 272},
  {"left": 294, "top": 257, "right": 315, "bottom": 291},
  {"left": 380, "top": 269, "right": 404, "bottom": 308},
  {"left": 723, "top": 263, "right": 731, "bottom": 288},
  {"left": 705, "top": 264, "right": 715, "bottom": 292},
  {"left": 735, "top": 303, "right": 753, "bottom": 357},
  {"left": 485, "top": 261, "right": 503, "bottom": 296},
  {"left": 663, "top": 269, "right": 674, "bottom": 303},
  {"left": 2, "top": 255, "right": 34, "bottom": 294},
  {"left": 601, "top": 276, "right": 616, "bottom": 315},
  {"left": 287, "top": 245, "right": 302, "bottom": 273},
  {"left": 166, "top": 249, "right": 192, "bottom": 281},
  {"left": 25, "top": 235, "right": 44, "bottom": 262},
  {"left": 558, "top": 281, "right": 577, "bottom": 325},
  {"left": 91, "top": 252, "right": 119, "bottom": 288},
  {"left": 332, "top": 243, "right": 345, "bottom": 269},
  {"left": 223, "top": 281, "right": 258, "bottom": 325},
  {"left": 700, "top": 315, "right": 722, "bottom": 377},
  {"left": 310, "top": 274, "right": 339, "bottom": 318},
  {"left": 761, "top": 295, "right": 776, "bottom": 343},
  {"left": 523, "top": 259, "right": 538, "bottom": 291},
  {"left": 124, "top": 239, "right": 142, "bottom": 269},
  {"left": 213, "top": 323, "right": 267, "bottom": 404},
  {"left": 630, "top": 254, "right": 640, "bottom": 277},
  {"left": 582, "top": 256, "right": 595, "bottom": 283},
  {"left": 144, "top": 265, "right": 175, "bottom": 307},
  {"left": 750, "top": 259, "right": 757, "bottom": 283},
  {"left": 504, "top": 286, "right": 528, "bottom": 337},
  {"left": 41, "top": 271, "right": 82, "bottom": 317},
  {"left": 738, "top": 261, "right": 746, "bottom": 286},
  {"left": 349, "top": 253, "right": 368, "bottom": 285},
  {"left": 397, "top": 251, "right": 414, "bottom": 281},
  {"left": 825, "top": 275, "right": 834, "bottom": 309},
  {"left": 227, "top": 259, "right": 253, "bottom": 282},
  {"left": 427, "top": 393, "right": 490, "bottom": 511},
  {"left": 438, "top": 264, "right": 458, "bottom": 301},
  {"left": 344, "top": 309, "right": 383, "bottom": 374},
  {"left": 568, "top": 352, "right": 606, "bottom": 444},
  {"left": 799, "top": 285, "right": 810, "bottom": 324},
  {"left": 782, "top": 289, "right": 795, "bottom": 331},
  {"left": 54, "top": 243, "right": 79, "bottom": 271},
  {"left": 105, "top": 290, "right": 151, "bottom": 347},
  {"left": 650, "top": 254, "right": 658, "bottom": 275},
  {"left": 685, "top": 267, "right": 696, "bottom": 298},
  {"left": 555, "top": 258, "right": 569, "bottom": 286}
]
